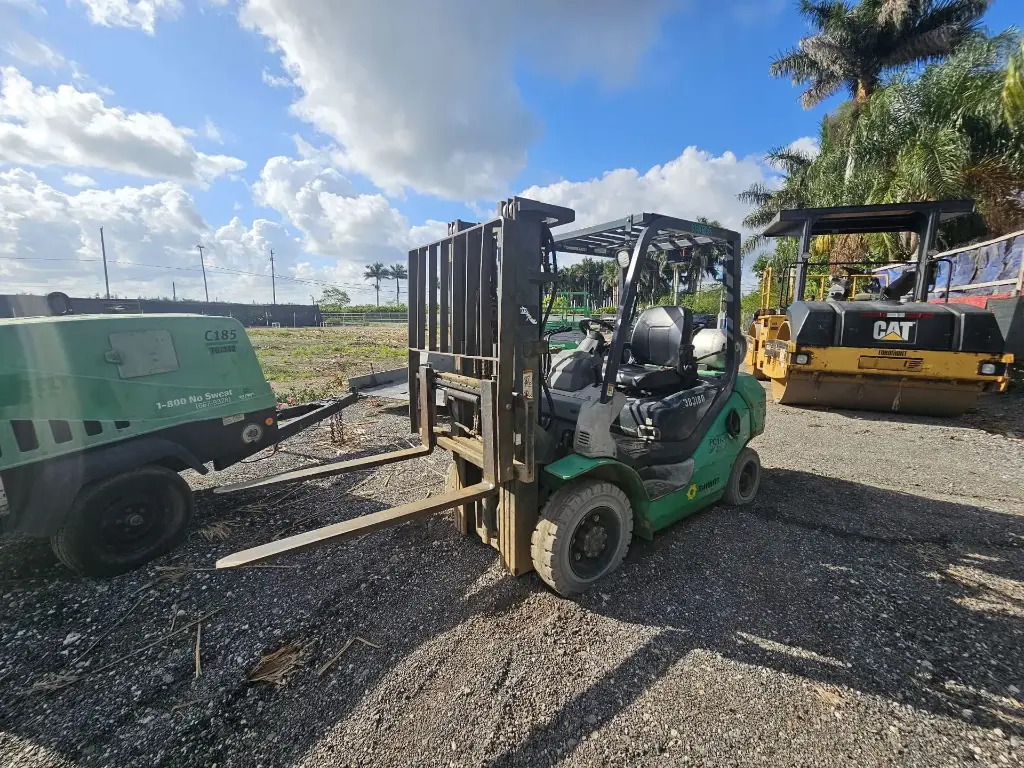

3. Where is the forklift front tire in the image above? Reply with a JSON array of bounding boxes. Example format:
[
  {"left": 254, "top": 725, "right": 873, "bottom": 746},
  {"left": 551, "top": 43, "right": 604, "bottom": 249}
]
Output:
[
  {"left": 723, "top": 447, "right": 761, "bottom": 506},
  {"left": 50, "top": 465, "right": 194, "bottom": 578},
  {"left": 531, "top": 480, "right": 633, "bottom": 597}
]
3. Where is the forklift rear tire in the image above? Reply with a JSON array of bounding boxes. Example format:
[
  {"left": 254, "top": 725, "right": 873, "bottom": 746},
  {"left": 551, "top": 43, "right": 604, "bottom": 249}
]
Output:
[
  {"left": 531, "top": 480, "right": 633, "bottom": 597},
  {"left": 723, "top": 447, "right": 761, "bottom": 506},
  {"left": 50, "top": 465, "right": 194, "bottom": 578}
]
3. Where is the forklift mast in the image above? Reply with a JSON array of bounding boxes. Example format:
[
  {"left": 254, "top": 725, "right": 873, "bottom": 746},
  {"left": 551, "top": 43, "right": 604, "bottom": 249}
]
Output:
[{"left": 217, "top": 197, "right": 576, "bottom": 575}]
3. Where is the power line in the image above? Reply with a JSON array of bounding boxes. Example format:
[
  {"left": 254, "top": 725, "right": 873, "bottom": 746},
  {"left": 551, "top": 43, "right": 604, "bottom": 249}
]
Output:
[{"left": 0, "top": 254, "right": 370, "bottom": 291}]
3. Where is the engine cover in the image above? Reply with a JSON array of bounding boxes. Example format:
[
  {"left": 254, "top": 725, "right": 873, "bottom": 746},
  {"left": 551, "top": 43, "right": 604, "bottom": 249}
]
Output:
[{"left": 786, "top": 301, "right": 1004, "bottom": 353}]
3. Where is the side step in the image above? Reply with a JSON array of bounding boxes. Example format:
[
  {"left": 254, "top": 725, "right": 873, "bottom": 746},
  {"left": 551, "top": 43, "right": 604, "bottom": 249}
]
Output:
[
  {"left": 214, "top": 445, "right": 431, "bottom": 494},
  {"left": 216, "top": 482, "right": 497, "bottom": 568}
]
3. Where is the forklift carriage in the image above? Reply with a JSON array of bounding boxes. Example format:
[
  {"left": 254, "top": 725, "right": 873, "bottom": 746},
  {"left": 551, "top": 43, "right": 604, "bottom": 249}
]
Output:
[{"left": 218, "top": 198, "right": 766, "bottom": 595}]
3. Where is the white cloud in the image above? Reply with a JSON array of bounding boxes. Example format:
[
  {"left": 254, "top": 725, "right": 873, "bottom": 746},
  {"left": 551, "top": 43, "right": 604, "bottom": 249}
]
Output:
[
  {"left": 0, "top": 68, "right": 245, "bottom": 184},
  {"left": 252, "top": 148, "right": 447, "bottom": 284},
  {"left": 788, "top": 136, "right": 821, "bottom": 159},
  {"left": 522, "top": 146, "right": 769, "bottom": 234},
  {"left": 0, "top": 166, "right": 437, "bottom": 302},
  {"left": 261, "top": 68, "right": 292, "bottom": 89},
  {"left": 202, "top": 118, "right": 222, "bottom": 143},
  {"left": 239, "top": 0, "right": 683, "bottom": 200},
  {"left": 3, "top": 33, "right": 67, "bottom": 70},
  {"left": 62, "top": 172, "right": 96, "bottom": 187},
  {"left": 521, "top": 146, "right": 774, "bottom": 290},
  {"left": 71, "top": 0, "right": 183, "bottom": 35}
]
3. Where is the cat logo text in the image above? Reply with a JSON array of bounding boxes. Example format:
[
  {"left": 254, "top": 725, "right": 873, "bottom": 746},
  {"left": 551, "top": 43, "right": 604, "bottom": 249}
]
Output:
[{"left": 872, "top": 319, "right": 916, "bottom": 343}]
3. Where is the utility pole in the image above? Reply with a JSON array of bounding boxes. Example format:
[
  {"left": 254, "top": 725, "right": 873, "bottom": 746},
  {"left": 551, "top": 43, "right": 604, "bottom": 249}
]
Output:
[
  {"left": 172, "top": 282, "right": 176, "bottom": 301},
  {"left": 100, "top": 227, "right": 110, "bottom": 299},
  {"left": 269, "top": 249, "right": 276, "bottom": 305},
  {"left": 196, "top": 244, "right": 209, "bottom": 302}
]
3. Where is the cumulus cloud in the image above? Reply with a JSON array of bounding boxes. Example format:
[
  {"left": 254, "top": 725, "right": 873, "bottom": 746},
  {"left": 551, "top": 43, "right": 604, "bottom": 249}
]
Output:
[
  {"left": 0, "top": 68, "right": 245, "bottom": 184},
  {"left": 521, "top": 146, "right": 773, "bottom": 290},
  {"left": 71, "top": 0, "right": 183, "bottom": 35},
  {"left": 261, "top": 68, "right": 292, "bottom": 89},
  {"left": 788, "top": 136, "right": 821, "bottom": 159},
  {"left": 0, "top": 166, "right": 441, "bottom": 302},
  {"left": 252, "top": 149, "right": 447, "bottom": 273},
  {"left": 239, "top": 0, "right": 683, "bottom": 200},
  {"left": 522, "top": 147, "right": 769, "bottom": 234},
  {"left": 62, "top": 172, "right": 96, "bottom": 188},
  {"left": 0, "top": 169, "right": 295, "bottom": 302}
]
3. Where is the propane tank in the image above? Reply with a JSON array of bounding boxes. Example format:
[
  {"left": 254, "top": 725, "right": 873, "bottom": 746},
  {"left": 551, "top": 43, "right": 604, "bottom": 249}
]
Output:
[{"left": 693, "top": 328, "right": 729, "bottom": 370}]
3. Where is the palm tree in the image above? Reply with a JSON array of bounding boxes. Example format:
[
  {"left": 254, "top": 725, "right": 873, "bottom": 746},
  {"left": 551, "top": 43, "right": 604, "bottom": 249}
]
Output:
[
  {"left": 387, "top": 263, "right": 408, "bottom": 304},
  {"left": 363, "top": 262, "right": 388, "bottom": 306},
  {"left": 576, "top": 257, "right": 603, "bottom": 309},
  {"left": 1004, "top": 38, "right": 1024, "bottom": 125},
  {"left": 851, "top": 33, "right": 1024, "bottom": 239},
  {"left": 771, "top": 0, "right": 991, "bottom": 181},
  {"left": 737, "top": 145, "right": 818, "bottom": 255},
  {"left": 601, "top": 260, "right": 620, "bottom": 306}
]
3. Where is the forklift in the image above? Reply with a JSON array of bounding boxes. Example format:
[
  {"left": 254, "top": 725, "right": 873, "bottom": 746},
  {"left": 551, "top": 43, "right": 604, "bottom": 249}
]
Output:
[
  {"left": 217, "top": 198, "right": 766, "bottom": 596},
  {"left": 746, "top": 201, "right": 1013, "bottom": 416}
]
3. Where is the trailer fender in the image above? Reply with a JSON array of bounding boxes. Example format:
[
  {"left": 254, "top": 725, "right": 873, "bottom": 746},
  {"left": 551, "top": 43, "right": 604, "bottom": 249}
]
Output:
[
  {"left": 2, "top": 437, "right": 206, "bottom": 538},
  {"left": 542, "top": 455, "right": 655, "bottom": 538}
]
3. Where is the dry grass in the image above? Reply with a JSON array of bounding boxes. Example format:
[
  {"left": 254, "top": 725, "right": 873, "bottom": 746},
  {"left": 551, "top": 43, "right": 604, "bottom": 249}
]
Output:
[
  {"left": 248, "top": 325, "right": 407, "bottom": 399},
  {"left": 248, "top": 642, "right": 306, "bottom": 686},
  {"left": 198, "top": 522, "right": 233, "bottom": 542}
]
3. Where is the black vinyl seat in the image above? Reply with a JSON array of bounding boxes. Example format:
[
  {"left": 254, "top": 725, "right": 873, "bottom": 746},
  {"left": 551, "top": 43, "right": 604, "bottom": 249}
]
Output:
[{"left": 614, "top": 306, "right": 693, "bottom": 392}]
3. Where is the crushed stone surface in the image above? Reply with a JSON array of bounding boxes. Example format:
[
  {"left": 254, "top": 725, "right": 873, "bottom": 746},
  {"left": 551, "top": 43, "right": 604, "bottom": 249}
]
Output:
[{"left": 1, "top": 391, "right": 1022, "bottom": 767}]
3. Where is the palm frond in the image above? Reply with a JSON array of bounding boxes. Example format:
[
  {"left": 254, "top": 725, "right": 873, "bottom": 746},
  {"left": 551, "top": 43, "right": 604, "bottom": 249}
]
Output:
[
  {"left": 800, "top": 35, "right": 855, "bottom": 75},
  {"left": 770, "top": 48, "right": 821, "bottom": 83},
  {"left": 802, "top": 72, "right": 847, "bottom": 107},
  {"left": 1004, "top": 40, "right": 1024, "bottom": 126}
]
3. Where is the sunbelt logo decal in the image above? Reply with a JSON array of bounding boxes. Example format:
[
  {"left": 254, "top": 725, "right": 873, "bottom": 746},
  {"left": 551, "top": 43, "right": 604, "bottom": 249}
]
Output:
[
  {"left": 873, "top": 318, "right": 916, "bottom": 343},
  {"left": 686, "top": 477, "right": 720, "bottom": 500}
]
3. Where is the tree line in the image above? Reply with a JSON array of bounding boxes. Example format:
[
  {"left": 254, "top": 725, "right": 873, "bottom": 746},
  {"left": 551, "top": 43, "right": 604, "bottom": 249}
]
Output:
[{"left": 741, "top": 0, "right": 1024, "bottom": 277}]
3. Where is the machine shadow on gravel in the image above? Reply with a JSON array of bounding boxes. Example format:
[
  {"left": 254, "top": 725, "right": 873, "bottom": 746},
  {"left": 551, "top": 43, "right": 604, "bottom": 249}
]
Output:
[
  {"left": 491, "top": 468, "right": 1024, "bottom": 766},
  {"left": 0, "top": 445, "right": 533, "bottom": 768},
  {"left": 782, "top": 387, "right": 1024, "bottom": 439}
]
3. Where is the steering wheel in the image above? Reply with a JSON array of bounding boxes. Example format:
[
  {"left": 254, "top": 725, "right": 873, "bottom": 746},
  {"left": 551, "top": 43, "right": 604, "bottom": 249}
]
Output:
[{"left": 579, "top": 316, "right": 616, "bottom": 336}]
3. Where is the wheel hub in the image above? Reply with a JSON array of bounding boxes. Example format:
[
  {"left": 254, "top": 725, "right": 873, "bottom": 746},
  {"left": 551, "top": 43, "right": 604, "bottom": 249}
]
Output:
[
  {"left": 568, "top": 507, "right": 619, "bottom": 579},
  {"left": 581, "top": 523, "right": 607, "bottom": 558}
]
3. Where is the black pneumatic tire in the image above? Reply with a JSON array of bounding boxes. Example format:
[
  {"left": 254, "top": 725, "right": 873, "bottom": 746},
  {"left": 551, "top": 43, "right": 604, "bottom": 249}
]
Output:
[
  {"left": 723, "top": 447, "right": 761, "bottom": 506},
  {"left": 51, "top": 465, "right": 194, "bottom": 578},
  {"left": 531, "top": 480, "right": 633, "bottom": 597}
]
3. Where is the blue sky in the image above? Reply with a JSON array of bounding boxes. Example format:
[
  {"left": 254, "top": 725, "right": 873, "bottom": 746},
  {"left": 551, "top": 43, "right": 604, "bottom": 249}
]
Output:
[{"left": 0, "top": 0, "right": 1019, "bottom": 303}]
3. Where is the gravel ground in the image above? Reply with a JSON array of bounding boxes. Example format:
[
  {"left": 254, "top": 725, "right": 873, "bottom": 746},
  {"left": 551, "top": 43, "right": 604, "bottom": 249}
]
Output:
[{"left": 1, "top": 389, "right": 1022, "bottom": 767}]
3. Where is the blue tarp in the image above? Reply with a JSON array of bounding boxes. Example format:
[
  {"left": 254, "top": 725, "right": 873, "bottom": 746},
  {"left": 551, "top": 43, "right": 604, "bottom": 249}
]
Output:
[{"left": 873, "top": 230, "right": 1023, "bottom": 299}]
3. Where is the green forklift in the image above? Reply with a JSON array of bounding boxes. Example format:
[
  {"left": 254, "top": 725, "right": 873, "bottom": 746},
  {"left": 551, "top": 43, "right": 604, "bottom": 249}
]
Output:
[{"left": 218, "top": 198, "right": 766, "bottom": 595}]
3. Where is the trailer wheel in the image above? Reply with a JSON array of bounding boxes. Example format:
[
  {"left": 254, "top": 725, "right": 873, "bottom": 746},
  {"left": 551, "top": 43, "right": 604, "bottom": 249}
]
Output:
[
  {"left": 723, "top": 447, "right": 761, "bottom": 506},
  {"left": 531, "top": 480, "right": 633, "bottom": 597},
  {"left": 51, "top": 465, "right": 194, "bottom": 578}
]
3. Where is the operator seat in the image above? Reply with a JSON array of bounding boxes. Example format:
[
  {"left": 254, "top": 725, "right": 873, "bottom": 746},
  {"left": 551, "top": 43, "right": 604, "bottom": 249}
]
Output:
[
  {"left": 614, "top": 306, "right": 693, "bottom": 392},
  {"left": 608, "top": 306, "right": 721, "bottom": 468}
]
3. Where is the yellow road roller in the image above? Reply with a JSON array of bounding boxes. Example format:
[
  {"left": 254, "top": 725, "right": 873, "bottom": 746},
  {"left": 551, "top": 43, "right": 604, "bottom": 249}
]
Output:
[{"left": 746, "top": 201, "right": 1014, "bottom": 416}]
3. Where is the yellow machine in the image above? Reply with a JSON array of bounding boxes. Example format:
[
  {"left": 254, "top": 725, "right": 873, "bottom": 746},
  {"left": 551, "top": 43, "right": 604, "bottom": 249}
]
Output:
[{"left": 746, "top": 202, "right": 1014, "bottom": 416}]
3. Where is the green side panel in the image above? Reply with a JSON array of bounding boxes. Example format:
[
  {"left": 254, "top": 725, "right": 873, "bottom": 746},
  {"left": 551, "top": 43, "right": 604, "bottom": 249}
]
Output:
[
  {"left": 542, "top": 386, "right": 766, "bottom": 539},
  {"left": 0, "top": 314, "right": 275, "bottom": 470}
]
